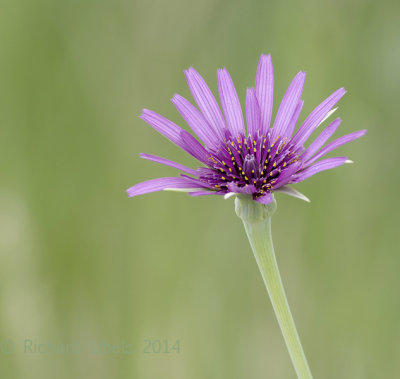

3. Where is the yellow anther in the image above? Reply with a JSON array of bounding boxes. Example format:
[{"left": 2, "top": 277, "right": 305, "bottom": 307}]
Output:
[
  {"left": 222, "top": 161, "right": 226, "bottom": 165},
  {"left": 244, "top": 176, "right": 249, "bottom": 181},
  {"left": 273, "top": 162, "right": 276, "bottom": 168},
  {"left": 251, "top": 170, "right": 255, "bottom": 174},
  {"left": 228, "top": 168, "right": 232, "bottom": 172},
  {"left": 253, "top": 148, "right": 257, "bottom": 153},
  {"left": 270, "top": 172, "right": 273, "bottom": 176},
  {"left": 221, "top": 176, "right": 226, "bottom": 180},
  {"left": 263, "top": 179, "right": 267, "bottom": 183},
  {"left": 283, "top": 162, "right": 287, "bottom": 167}
]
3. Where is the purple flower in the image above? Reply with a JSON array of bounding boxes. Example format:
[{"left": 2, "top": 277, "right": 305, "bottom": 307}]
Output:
[{"left": 127, "top": 54, "right": 365, "bottom": 204}]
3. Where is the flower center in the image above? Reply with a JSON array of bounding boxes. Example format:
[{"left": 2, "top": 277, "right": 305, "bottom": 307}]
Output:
[
  {"left": 243, "top": 153, "right": 258, "bottom": 179},
  {"left": 199, "top": 132, "right": 301, "bottom": 195}
]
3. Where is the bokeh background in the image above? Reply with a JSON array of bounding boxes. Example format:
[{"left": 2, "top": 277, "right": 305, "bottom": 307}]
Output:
[{"left": 1, "top": 0, "right": 399, "bottom": 378}]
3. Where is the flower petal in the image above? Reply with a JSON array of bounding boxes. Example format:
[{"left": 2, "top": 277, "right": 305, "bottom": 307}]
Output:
[
  {"left": 245, "top": 87, "right": 261, "bottom": 137},
  {"left": 217, "top": 68, "right": 245, "bottom": 137},
  {"left": 274, "top": 161, "right": 303, "bottom": 187},
  {"left": 171, "top": 94, "right": 219, "bottom": 148},
  {"left": 255, "top": 54, "right": 274, "bottom": 134},
  {"left": 140, "top": 109, "right": 208, "bottom": 162},
  {"left": 180, "top": 129, "right": 210, "bottom": 163},
  {"left": 284, "top": 100, "right": 304, "bottom": 140},
  {"left": 301, "top": 118, "right": 341, "bottom": 161},
  {"left": 274, "top": 185, "right": 310, "bottom": 202},
  {"left": 291, "top": 87, "right": 346, "bottom": 147},
  {"left": 140, "top": 153, "right": 198, "bottom": 176},
  {"left": 305, "top": 129, "right": 367, "bottom": 166},
  {"left": 227, "top": 182, "right": 255, "bottom": 194},
  {"left": 126, "top": 177, "right": 203, "bottom": 197},
  {"left": 185, "top": 67, "right": 226, "bottom": 139},
  {"left": 291, "top": 157, "right": 349, "bottom": 183},
  {"left": 254, "top": 192, "right": 273, "bottom": 204},
  {"left": 272, "top": 71, "right": 306, "bottom": 140}
]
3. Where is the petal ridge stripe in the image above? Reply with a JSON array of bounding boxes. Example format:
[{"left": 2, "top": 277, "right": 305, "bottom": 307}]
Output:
[
  {"left": 255, "top": 54, "right": 274, "bottom": 134},
  {"left": 140, "top": 153, "right": 198, "bottom": 176},
  {"left": 291, "top": 87, "right": 346, "bottom": 147},
  {"left": 171, "top": 94, "right": 219, "bottom": 148},
  {"left": 217, "top": 68, "right": 245, "bottom": 137},
  {"left": 126, "top": 177, "right": 202, "bottom": 197},
  {"left": 184, "top": 67, "right": 226, "bottom": 140},
  {"left": 272, "top": 71, "right": 305, "bottom": 139}
]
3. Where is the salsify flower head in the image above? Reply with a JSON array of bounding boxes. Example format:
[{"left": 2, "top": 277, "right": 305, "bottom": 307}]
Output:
[{"left": 127, "top": 54, "right": 366, "bottom": 204}]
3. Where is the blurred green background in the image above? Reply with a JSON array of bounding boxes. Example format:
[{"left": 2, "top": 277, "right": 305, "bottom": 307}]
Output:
[{"left": 1, "top": 0, "right": 399, "bottom": 378}]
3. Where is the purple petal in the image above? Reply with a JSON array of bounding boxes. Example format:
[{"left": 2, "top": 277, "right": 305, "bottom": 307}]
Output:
[
  {"left": 291, "top": 87, "right": 346, "bottom": 147},
  {"left": 126, "top": 177, "right": 202, "bottom": 197},
  {"left": 272, "top": 71, "right": 306, "bottom": 140},
  {"left": 291, "top": 157, "right": 349, "bottom": 183},
  {"left": 301, "top": 118, "right": 342, "bottom": 161},
  {"left": 254, "top": 193, "right": 273, "bottom": 204},
  {"left": 274, "top": 161, "right": 303, "bottom": 187},
  {"left": 305, "top": 129, "right": 366, "bottom": 166},
  {"left": 180, "top": 129, "right": 210, "bottom": 163},
  {"left": 140, "top": 153, "right": 198, "bottom": 176},
  {"left": 227, "top": 182, "right": 255, "bottom": 194},
  {"left": 171, "top": 94, "right": 220, "bottom": 148},
  {"left": 217, "top": 68, "right": 245, "bottom": 137},
  {"left": 284, "top": 100, "right": 304, "bottom": 139},
  {"left": 255, "top": 54, "right": 274, "bottom": 134},
  {"left": 140, "top": 109, "right": 208, "bottom": 162},
  {"left": 246, "top": 88, "right": 261, "bottom": 137},
  {"left": 185, "top": 67, "right": 226, "bottom": 139}
]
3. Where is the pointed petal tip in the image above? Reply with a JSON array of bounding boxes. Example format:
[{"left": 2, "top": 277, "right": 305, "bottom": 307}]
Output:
[
  {"left": 184, "top": 67, "right": 195, "bottom": 78},
  {"left": 126, "top": 187, "right": 137, "bottom": 197},
  {"left": 345, "top": 159, "right": 354, "bottom": 164},
  {"left": 171, "top": 93, "right": 180, "bottom": 101},
  {"left": 259, "top": 53, "right": 272, "bottom": 61},
  {"left": 140, "top": 109, "right": 151, "bottom": 119}
]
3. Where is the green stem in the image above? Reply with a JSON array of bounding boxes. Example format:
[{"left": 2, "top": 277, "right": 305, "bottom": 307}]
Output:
[{"left": 235, "top": 195, "right": 313, "bottom": 379}]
